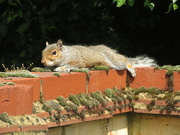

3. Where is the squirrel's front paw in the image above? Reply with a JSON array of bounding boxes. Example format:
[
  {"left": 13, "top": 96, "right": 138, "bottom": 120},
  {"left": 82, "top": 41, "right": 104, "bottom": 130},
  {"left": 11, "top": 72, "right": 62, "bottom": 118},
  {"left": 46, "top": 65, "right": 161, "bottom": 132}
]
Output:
[{"left": 54, "top": 67, "right": 71, "bottom": 72}]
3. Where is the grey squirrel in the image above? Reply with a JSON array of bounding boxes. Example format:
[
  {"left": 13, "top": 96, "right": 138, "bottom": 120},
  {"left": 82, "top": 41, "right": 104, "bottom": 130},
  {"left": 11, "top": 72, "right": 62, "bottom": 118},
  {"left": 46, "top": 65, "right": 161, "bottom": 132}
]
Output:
[{"left": 41, "top": 39, "right": 157, "bottom": 77}]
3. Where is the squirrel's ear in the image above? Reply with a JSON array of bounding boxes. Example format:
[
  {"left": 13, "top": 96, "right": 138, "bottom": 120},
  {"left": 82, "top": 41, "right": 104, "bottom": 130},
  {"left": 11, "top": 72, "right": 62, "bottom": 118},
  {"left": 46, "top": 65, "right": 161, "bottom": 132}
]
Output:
[
  {"left": 46, "top": 41, "right": 49, "bottom": 46},
  {"left": 57, "top": 39, "right": 63, "bottom": 51}
]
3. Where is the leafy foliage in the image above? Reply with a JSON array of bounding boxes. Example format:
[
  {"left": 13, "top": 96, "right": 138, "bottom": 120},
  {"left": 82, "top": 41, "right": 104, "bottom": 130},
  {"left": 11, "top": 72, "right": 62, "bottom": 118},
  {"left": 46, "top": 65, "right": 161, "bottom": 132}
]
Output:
[
  {"left": 0, "top": 0, "right": 180, "bottom": 71},
  {"left": 113, "top": 0, "right": 179, "bottom": 12}
]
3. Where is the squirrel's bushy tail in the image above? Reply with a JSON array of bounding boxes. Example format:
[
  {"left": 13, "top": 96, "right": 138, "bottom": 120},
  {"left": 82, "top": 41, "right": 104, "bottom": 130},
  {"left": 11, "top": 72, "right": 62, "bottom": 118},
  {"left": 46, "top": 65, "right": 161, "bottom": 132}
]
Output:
[{"left": 127, "top": 55, "right": 158, "bottom": 67}]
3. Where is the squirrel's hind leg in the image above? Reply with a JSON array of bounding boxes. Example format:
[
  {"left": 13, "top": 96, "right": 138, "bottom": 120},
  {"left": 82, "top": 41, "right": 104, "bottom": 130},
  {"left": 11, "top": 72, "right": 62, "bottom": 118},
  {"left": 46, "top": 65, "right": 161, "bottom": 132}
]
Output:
[{"left": 126, "top": 63, "right": 136, "bottom": 77}]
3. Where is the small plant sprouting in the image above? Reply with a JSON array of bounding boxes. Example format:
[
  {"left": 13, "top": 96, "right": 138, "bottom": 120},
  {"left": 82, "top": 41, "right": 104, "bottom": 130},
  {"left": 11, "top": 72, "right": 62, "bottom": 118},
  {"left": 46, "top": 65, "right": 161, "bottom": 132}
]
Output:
[{"left": 2, "top": 63, "right": 33, "bottom": 72}]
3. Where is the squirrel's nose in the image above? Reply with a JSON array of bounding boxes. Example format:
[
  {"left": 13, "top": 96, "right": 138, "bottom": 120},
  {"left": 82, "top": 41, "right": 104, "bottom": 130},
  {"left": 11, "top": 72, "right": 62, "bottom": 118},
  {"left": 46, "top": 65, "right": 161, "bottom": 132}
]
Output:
[{"left": 41, "top": 60, "right": 46, "bottom": 64}]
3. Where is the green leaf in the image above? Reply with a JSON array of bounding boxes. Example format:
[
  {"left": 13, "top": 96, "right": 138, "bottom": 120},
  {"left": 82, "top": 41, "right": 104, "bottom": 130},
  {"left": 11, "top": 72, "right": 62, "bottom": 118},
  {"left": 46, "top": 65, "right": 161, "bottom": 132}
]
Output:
[
  {"left": 173, "top": 3, "right": 178, "bottom": 10},
  {"left": 166, "top": 3, "right": 173, "bottom": 14},
  {"left": 113, "top": 0, "right": 126, "bottom": 7},
  {"left": 15, "top": 0, "right": 23, "bottom": 6},
  {"left": 148, "top": 3, "right": 155, "bottom": 11},
  {"left": 172, "top": 0, "right": 177, "bottom": 4},
  {"left": 20, "top": 50, "right": 26, "bottom": 57},
  {"left": 144, "top": 0, "right": 155, "bottom": 11},
  {"left": 0, "top": 0, "right": 5, "bottom": 4},
  {"left": 7, "top": 17, "right": 13, "bottom": 22},
  {"left": 127, "top": 0, "right": 134, "bottom": 6},
  {"left": 144, "top": 0, "right": 150, "bottom": 7},
  {"left": 0, "top": 24, "right": 7, "bottom": 37},
  {"left": 2, "top": 10, "right": 8, "bottom": 18},
  {"left": 17, "top": 21, "right": 31, "bottom": 33}
]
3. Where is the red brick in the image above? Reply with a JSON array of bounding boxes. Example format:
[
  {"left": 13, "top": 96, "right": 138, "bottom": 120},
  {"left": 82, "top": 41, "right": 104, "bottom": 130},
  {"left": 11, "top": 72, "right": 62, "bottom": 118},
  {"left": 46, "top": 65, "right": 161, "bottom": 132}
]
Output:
[
  {"left": 173, "top": 71, "right": 180, "bottom": 92},
  {"left": 134, "top": 109, "right": 180, "bottom": 115},
  {"left": 39, "top": 72, "right": 87, "bottom": 100},
  {"left": 0, "top": 84, "right": 33, "bottom": 116},
  {"left": 88, "top": 69, "right": 126, "bottom": 93},
  {"left": 10, "top": 77, "right": 40, "bottom": 101},
  {"left": 130, "top": 67, "right": 167, "bottom": 90},
  {"left": 0, "top": 126, "right": 19, "bottom": 134},
  {"left": 21, "top": 125, "right": 48, "bottom": 132}
]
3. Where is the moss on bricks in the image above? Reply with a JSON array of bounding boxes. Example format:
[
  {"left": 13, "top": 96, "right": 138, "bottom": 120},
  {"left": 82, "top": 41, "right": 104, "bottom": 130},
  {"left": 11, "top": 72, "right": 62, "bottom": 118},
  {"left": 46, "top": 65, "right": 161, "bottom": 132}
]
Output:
[
  {"left": 104, "top": 88, "right": 115, "bottom": 98},
  {"left": 56, "top": 96, "right": 68, "bottom": 107},
  {"left": 68, "top": 94, "right": 81, "bottom": 106},
  {"left": 0, "top": 112, "right": 12, "bottom": 124},
  {"left": 71, "top": 68, "right": 90, "bottom": 79},
  {"left": 7, "top": 82, "right": 15, "bottom": 85},
  {"left": 31, "top": 67, "right": 52, "bottom": 72},
  {"left": 90, "top": 65, "right": 110, "bottom": 73},
  {"left": 91, "top": 91, "right": 107, "bottom": 106},
  {"left": 53, "top": 72, "right": 61, "bottom": 77},
  {"left": 42, "top": 103, "right": 53, "bottom": 115}
]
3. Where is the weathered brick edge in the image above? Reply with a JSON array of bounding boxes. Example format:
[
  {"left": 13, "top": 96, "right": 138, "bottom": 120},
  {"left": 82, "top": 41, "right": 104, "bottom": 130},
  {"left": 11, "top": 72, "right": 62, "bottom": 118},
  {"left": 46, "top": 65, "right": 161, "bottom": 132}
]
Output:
[{"left": 0, "top": 125, "right": 48, "bottom": 134}]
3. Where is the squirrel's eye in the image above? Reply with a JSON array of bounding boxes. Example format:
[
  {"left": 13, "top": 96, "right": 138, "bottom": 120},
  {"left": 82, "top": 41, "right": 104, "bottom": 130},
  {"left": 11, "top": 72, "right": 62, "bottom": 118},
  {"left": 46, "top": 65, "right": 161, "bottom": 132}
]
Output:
[{"left": 52, "top": 51, "right": 56, "bottom": 55}]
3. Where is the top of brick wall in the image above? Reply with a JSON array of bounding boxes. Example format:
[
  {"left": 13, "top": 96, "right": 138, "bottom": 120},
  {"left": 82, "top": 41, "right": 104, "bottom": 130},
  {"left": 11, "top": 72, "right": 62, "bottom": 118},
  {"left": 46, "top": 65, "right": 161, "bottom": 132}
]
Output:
[{"left": 0, "top": 67, "right": 180, "bottom": 116}]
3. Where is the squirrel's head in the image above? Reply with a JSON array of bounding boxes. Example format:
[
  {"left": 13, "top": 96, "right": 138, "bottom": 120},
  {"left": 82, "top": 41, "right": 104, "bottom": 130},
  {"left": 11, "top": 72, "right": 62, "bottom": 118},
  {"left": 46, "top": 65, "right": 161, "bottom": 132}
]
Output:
[{"left": 41, "top": 39, "right": 64, "bottom": 67}]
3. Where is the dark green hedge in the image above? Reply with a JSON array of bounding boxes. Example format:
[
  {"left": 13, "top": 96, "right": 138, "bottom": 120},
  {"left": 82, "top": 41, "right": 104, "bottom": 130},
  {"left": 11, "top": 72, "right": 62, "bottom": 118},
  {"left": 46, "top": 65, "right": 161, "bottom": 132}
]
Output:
[{"left": 0, "top": 0, "right": 180, "bottom": 71}]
